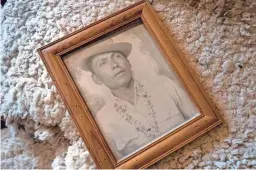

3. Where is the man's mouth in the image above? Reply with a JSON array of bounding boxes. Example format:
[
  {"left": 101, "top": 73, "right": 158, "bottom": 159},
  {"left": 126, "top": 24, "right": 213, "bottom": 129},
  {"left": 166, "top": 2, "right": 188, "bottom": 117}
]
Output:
[{"left": 114, "top": 70, "right": 125, "bottom": 77}]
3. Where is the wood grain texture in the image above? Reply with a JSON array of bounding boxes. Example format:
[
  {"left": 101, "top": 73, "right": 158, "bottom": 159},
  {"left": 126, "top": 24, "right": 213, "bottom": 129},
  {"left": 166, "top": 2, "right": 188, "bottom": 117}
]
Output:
[{"left": 38, "top": 0, "right": 222, "bottom": 169}]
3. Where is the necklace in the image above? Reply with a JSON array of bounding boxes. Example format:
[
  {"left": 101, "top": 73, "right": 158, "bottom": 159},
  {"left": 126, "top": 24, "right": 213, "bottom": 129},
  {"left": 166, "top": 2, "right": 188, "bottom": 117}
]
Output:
[{"left": 113, "top": 81, "right": 161, "bottom": 137}]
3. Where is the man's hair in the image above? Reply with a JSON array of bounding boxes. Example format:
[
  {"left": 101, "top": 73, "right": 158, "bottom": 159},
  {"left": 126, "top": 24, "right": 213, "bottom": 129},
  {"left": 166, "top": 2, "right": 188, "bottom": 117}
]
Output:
[{"left": 86, "top": 55, "right": 95, "bottom": 73}]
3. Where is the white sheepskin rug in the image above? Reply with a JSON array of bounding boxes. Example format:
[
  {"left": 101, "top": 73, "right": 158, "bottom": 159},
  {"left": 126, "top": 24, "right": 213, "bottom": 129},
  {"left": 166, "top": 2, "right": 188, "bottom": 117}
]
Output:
[{"left": 1, "top": 0, "right": 255, "bottom": 169}]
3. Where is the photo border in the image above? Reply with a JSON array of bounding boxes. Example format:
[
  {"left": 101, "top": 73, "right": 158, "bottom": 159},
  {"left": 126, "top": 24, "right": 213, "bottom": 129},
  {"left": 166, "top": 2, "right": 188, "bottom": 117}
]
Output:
[{"left": 38, "top": 1, "right": 223, "bottom": 168}]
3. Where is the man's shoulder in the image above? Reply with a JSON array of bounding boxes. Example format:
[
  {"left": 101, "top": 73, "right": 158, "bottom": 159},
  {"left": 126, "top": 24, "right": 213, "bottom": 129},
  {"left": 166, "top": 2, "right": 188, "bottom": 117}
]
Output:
[
  {"left": 94, "top": 100, "right": 116, "bottom": 121},
  {"left": 136, "top": 74, "right": 176, "bottom": 88}
]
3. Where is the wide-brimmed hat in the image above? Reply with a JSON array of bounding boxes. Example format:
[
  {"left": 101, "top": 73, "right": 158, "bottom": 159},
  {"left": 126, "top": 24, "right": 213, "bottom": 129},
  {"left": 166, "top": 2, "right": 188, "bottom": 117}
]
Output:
[{"left": 79, "top": 42, "right": 132, "bottom": 71}]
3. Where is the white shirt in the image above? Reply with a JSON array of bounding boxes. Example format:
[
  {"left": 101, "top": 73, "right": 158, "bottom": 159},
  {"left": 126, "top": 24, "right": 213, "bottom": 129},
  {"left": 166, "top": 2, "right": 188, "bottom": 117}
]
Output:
[{"left": 95, "top": 74, "right": 199, "bottom": 159}]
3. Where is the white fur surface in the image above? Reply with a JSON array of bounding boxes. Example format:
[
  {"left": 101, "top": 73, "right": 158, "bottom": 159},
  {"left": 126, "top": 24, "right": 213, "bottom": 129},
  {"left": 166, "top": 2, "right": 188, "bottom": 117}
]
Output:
[{"left": 1, "top": 0, "right": 255, "bottom": 169}]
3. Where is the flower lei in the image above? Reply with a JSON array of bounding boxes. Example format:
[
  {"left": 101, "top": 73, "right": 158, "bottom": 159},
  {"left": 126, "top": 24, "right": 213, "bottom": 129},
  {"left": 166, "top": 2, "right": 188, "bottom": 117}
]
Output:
[{"left": 113, "top": 81, "right": 161, "bottom": 137}]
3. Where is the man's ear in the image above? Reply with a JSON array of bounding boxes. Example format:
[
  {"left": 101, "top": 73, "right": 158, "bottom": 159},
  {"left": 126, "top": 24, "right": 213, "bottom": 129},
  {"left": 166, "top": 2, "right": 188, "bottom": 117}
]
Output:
[
  {"left": 127, "top": 59, "right": 132, "bottom": 68},
  {"left": 129, "top": 61, "right": 132, "bottom": 68},
  {"left": 91, "top": 74, "right": 103, "bottom": 85}
]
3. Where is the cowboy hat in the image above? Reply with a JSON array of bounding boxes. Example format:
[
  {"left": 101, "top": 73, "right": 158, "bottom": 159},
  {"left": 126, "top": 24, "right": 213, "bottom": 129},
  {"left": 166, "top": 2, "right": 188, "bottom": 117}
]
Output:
[{"left": 79, "top": 42, "right": 132, "bottom": 71}]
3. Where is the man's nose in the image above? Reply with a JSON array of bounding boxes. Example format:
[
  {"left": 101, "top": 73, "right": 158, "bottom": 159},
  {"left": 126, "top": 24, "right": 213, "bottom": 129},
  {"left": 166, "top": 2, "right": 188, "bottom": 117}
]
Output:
[{"left": 111, "top": 60, "right": 118, "bottom": 69}]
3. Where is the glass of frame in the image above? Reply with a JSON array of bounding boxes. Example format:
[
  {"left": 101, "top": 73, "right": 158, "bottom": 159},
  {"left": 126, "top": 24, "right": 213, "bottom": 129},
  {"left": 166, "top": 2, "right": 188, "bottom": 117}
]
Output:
[{"left": 63, "top": 20, "right": 200, "bottom": 161}]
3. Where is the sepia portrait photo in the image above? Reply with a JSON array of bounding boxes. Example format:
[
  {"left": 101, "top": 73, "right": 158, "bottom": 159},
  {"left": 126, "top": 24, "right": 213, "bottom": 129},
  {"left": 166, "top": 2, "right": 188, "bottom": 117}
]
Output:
[{"left": 63, "top": 21, "right": 200, "bottom": 161}]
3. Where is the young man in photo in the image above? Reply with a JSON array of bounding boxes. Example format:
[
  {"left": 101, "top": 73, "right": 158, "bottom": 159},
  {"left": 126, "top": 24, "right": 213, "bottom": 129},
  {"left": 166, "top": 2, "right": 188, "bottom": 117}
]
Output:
[{"left": 80, "top": 42, "right": 199, "bottom": 159}]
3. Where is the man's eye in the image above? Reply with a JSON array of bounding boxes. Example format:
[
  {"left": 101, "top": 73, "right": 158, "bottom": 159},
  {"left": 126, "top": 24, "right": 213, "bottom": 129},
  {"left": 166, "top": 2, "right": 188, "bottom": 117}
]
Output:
[{"left": 99, "top": 61, "right": 106, "bottom": 66}]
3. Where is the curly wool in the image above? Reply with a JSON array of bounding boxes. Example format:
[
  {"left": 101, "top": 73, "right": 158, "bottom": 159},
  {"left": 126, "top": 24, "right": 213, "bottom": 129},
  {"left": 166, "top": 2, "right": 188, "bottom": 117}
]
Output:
[{"left": 1, "top": 0, "right": 256, "bottom": 169}]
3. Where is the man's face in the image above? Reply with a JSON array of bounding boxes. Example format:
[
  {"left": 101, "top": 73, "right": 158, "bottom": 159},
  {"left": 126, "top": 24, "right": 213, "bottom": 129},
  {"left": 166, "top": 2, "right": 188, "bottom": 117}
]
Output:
[{"left": 90, "top": 52, "right": 132, "bottom": 89}]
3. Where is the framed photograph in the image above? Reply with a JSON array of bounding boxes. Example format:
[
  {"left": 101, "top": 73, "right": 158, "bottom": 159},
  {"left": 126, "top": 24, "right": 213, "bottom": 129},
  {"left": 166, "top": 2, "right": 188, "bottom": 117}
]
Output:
[{"left": 38, "top": 1, "right": 222, "bottom": 169}]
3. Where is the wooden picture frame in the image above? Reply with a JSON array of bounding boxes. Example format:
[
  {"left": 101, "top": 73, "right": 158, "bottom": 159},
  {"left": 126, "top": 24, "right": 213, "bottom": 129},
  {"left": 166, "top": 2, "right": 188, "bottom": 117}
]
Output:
[{"left": 38, "top": 1, "right": 222, "bottom": 169}]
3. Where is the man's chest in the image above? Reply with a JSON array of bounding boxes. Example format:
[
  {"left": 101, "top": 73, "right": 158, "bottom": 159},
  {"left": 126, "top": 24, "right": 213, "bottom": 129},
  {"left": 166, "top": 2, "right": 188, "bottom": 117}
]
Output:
[{"left": 113, "top": 87, "right": 182, "bottom": 132}]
